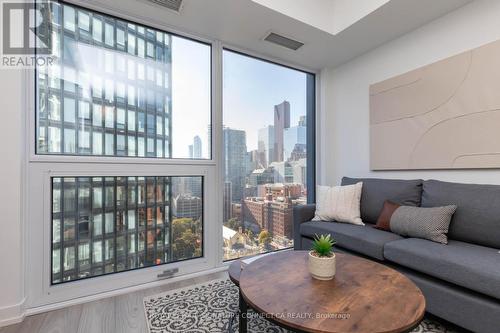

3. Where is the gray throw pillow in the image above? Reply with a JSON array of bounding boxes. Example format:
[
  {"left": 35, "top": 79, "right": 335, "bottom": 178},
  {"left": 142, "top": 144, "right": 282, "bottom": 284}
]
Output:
[{"left": 390, "top": 205, "right": 457, "bottom": 244}]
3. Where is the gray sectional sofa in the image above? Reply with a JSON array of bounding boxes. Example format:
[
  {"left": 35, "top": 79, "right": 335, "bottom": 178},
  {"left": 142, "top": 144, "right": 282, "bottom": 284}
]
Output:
[{"left": 293, "top": 177, "right": 500, "bottom": 333}]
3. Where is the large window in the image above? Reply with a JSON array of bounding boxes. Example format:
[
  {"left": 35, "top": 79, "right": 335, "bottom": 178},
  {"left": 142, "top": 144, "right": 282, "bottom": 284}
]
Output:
[
  {"left": 222, "top": 50, "right": 315, "bottom": 260},
  {"left": 29, "top": 1, "right": 316, "bottom": 302},
  {"left": 36, "top": 1, "right": 211, "bottom": 159},
  {"left": 33, "top": 1, "right": 211, "bottom": 289},
  {"left": 51, "top": 176, "right": 203, "bottom": 284}
]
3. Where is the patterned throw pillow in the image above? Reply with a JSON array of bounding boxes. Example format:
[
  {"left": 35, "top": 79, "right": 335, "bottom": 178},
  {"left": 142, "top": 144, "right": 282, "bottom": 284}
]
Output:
[
  {"left": 313, "top": 182, "right": 364, "bottom": 225},
  {"left": 389, "top": 205, "right": 457, "bottom": 244}
]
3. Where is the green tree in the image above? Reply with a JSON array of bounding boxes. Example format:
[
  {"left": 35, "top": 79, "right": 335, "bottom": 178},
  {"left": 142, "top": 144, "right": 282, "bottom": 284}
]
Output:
[
  {"left": 224, "top": 218, "right": 241, "bottom": 230},
  {"left": 246, "top": 229, "right": 254, "bottom": 243},
  {"left": 172, "top": 218, "right": 202, "bottom": 260},
  {"left": 258, "top": 230, "right": 271, "bottom": 249}
]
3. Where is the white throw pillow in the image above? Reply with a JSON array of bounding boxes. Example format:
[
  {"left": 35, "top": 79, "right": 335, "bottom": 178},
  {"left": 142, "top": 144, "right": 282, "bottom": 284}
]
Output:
[{"left": 313, "top": 183, "right": 364, "bottom": 225}]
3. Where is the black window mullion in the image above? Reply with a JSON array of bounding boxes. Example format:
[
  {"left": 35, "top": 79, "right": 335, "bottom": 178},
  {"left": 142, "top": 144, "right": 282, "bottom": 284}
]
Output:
[
  {"left": 167, "top": 176, "right": 173, "bottom": 263},
  {"left": 58, "top": 179, "right": 64, "bottom": 283},
  {"left": 113, "top": 177, "right": 117, "bottom": 272},
  {"left": 75, "top": 179, "right": 80, "bottom": 278},
  {"left": 153, "top": 177, "right": 157, "bottom": 263}
]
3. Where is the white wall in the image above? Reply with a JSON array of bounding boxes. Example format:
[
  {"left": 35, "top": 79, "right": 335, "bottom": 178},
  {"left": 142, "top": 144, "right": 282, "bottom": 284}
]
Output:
[
  {"left": 0, "top": 68, "right": 25, "bottom": 325},
  {"left": 322, "top": 0, "right": 500, "bottom": 186}
]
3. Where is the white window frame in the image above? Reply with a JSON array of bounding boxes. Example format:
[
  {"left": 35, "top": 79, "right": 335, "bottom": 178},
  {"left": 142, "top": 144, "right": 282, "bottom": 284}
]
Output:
[{"left": 23, "top": 0, "right": 320, "bottom": 311}]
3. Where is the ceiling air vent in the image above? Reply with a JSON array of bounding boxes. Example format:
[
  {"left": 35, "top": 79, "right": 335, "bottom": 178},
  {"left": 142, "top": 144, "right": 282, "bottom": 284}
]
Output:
[
  {"left": 263, "top": 32, "right": 304, "bottom": 50},
  {"left": 146, "top": 0, "right": 183, "bottom": 13}
]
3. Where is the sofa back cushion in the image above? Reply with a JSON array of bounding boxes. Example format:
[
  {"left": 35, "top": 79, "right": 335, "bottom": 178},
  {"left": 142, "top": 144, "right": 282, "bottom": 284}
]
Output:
[
  {"left": 421, "top": 180, "right": 500, "bottom": 249},
  {"left": 341, "top": 177, "right": 423, "bottom": 223}
]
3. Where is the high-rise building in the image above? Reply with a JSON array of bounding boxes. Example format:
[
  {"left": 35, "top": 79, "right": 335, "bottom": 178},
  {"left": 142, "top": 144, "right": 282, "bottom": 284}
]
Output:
[
  {"left": 289, "top": 143, "right": 307, "bottom": 161},
  {"left": 284, "top": 118, "right": 306, "bottom": 161},
  {"left": 291, "top": 158, "right": 307, "bottom": 188},
  {"left": 193, "top": 136, "right": 202, "bottom": 158},
  {"left": 172, "top": 195, "right": 202, "bottom": 219},
  {"left": 223, "top": 181, "right": 232, "bottom": 222},
  {"left": 37, "top": 11, "right": 173, "bottom": 159},
  {"left": 257, "top": 125, "right": 275, "bottom": 167},
  {"left": 273, "top": 101, "right": 290, "bottom": 162},
  {"left": 172, "top": 177, "right": 202, "bottom": 198},
  {"left": 298, "top": 115, "right": 307, "bottom": 127},
  {"left": 242, "top": 197, "right": 293, "bottom": 239},
  {"left": 270, "top": 161, "right": 294, "bottom": 184},
  {"left": 223, "top": 127, "right": 247, "bottom": 202},
  {"left": 248, "top": 168, "right": 274, "bottom": 186},
  {"left": 247, "top": 149, "right": 260, "bottom": 174},
  {"left": 188, "top": 136, "right": 202, "bottom": 159}
]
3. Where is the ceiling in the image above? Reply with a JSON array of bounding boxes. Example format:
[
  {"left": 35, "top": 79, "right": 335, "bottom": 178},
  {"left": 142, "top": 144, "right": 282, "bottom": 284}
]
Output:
[{"left": 84, "top": 0, "right": 474, "bottom": 71}]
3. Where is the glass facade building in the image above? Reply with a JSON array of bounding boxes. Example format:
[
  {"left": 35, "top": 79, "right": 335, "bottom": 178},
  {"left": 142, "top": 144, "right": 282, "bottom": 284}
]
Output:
[
  {"left": 38, "top": 2, "right": 209, "bottom": 285},
  {"left": 37, "top": 1, "right": 173, "bottom": 158},
  {"left": 51, "top": 176, "right": 203, "bottom": 284}
]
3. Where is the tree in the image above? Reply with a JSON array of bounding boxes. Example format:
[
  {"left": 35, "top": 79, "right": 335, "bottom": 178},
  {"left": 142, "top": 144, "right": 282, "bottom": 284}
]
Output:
[
  {"left": 246, "top": 229, "right": 254, "bottom": 243},
  {"left": 258, "top": 230, "right": 271, "bottom": 250},
  {"left": 172, "top": 218, "right": 202, "bottom": 260},
  {"left": 224, "top": 218, "right": 242, "bottom": 231}
]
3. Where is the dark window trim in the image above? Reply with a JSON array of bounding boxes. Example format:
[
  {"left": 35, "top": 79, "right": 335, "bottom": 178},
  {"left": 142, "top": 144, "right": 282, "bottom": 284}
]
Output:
[
  {"left": 221, "top": 49, "right": 317, "bottom": 262},
  {"left": 222, "top": 48, "right": 317, "bottom": 203}
]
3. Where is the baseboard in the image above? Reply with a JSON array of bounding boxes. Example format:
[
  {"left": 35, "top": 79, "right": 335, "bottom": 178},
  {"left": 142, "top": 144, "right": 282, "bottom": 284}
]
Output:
[
  {"left": 25, "top": 265, "right": 228, "bottom": 317},
  {"left": 0, "top": 298, "right": 26, "bottom": 328}
]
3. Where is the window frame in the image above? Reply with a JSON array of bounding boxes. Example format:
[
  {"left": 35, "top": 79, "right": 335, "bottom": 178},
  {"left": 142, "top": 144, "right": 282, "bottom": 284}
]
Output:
[
  {"left": 24, "top": 0, "right": 320, "bottom": 310},
  {"left": 220, "top": 47, "right": 317, "bottom": 262},
  {"left": 30, "top": 0, "right": 215, "bottom": 164}
]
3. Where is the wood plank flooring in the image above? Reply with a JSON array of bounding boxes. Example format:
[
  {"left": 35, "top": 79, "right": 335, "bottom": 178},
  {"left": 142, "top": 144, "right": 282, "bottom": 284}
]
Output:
[{"left": 0, "top": 271, "right": 227, "bottom": 333}]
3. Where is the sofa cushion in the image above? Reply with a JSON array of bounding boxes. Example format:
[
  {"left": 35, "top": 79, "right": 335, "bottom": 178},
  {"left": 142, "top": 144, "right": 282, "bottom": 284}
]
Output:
[
  {"left": 341, "top": 177, "right": 423, "bottom": 223},
  {"left": 422, "top": 180, "right": 500, "bottom": 249},
  {"left": 300, "top": 221, "right": 403, "bottom": 260},
  {"left": 384, "top": 238, "right": 500, "bottom": 300}
]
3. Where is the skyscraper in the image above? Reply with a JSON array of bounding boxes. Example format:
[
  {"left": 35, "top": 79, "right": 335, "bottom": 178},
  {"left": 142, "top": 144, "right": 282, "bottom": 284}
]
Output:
[
  {"left": 223, "top": 127, "right": 247, "bottom": 202},
  {"left": 172, "top": 195, "right": 202, "bottom": 219},
  {"left": 188, "top": 136, "right": 202, "bottom": 159},
  {"left": 257, "top": 125, "right": 275, "bottom": 167},
  {"left": 273, "top": 101, "right": 290, "bottom": 162},
  {"left": 284, "top": 118, "right": 306, "bottom": 161},
  {"left": 193, "top": 136, "right": 202, "bottom": 158}
]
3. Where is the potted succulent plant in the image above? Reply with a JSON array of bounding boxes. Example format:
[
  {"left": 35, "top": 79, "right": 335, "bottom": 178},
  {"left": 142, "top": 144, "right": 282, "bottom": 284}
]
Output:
[{"left": 308, "top": 234, "right": 337, "bottom": 280}]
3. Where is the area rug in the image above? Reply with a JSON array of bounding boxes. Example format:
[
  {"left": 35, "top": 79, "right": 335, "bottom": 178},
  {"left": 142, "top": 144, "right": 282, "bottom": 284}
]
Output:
[{"left": 143, "top": 278, "right": 461, "bottom": 333}]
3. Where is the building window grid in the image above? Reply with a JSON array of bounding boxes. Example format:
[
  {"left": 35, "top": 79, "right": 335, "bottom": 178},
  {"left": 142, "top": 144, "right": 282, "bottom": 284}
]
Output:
[
  {"left": 51, "top": 176, "right": 182, "bottom": 285},
  {"left": 37, "top": 2, "right": 173, "bottom": 158}
]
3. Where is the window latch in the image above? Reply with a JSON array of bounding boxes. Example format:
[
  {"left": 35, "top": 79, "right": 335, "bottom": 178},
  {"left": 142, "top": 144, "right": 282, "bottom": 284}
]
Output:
[{"left": 157, "top": 268, "right": 179, "bottom": 280}]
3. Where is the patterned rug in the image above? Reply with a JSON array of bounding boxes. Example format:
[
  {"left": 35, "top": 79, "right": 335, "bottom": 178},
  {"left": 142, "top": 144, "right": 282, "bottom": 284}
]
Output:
[{"left": 143, "top": 278, "right": 461, "bottom": 333}]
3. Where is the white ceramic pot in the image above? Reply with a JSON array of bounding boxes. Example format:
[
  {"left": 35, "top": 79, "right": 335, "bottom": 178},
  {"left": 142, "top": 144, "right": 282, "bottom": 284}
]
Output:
[{"left": 308, "top": 251, "right": 336, "bottom": 280}]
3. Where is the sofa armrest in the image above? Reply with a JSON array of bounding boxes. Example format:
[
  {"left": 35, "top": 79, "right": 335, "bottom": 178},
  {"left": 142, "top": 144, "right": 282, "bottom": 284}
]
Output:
[{"left": 293, "top": 204, "right": 316, "bottom": 250}]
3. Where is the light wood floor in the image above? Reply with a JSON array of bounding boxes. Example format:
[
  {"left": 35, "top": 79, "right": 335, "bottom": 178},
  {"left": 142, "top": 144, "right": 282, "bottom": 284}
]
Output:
[{"left": 0, "top": 271, "right": 228, "bottom": 333}]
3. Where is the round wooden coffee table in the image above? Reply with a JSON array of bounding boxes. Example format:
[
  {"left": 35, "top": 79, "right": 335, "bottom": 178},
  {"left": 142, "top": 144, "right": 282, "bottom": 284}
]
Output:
[{"left": 235, "top": 251, "right": 425, "bottom": 333}]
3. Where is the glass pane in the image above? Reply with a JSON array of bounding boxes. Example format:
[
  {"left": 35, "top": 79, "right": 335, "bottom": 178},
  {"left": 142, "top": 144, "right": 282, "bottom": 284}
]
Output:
[
  {"left": 37, "top": 2, "right": 211, "bottom": 159},
  {"left": 51, "top": 176, "right": 203, "bottom": 284},
  {"left": 222, "top": 50, "right": 314, "bottom": 260}
]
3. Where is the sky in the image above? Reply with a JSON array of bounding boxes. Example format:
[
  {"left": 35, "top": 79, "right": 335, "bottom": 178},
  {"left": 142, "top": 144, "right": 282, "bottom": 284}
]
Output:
[
  {"left": 223, "top": 50, "right": 308, "bottom": 152},
  {"left": 171, "top": 37, "right": 211, "bottom": 158},
  {"left": 171, "top": 40, "right": 309, "bottom": 158}
]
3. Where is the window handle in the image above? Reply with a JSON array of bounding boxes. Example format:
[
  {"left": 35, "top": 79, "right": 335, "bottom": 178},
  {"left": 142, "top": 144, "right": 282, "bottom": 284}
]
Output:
[{"left": 157, "top": 268, "right": 179, "bottom": 280}]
